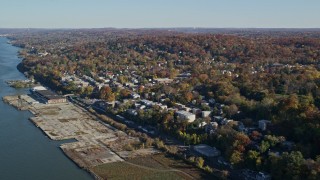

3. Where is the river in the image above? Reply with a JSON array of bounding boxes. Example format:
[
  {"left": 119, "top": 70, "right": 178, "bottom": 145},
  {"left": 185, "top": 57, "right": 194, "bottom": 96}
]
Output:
[{"left": 0, "top": 37, "right": 93, "bottom": 180}]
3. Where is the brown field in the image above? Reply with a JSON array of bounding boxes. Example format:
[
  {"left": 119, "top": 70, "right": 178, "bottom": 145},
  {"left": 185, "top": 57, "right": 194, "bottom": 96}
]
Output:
[
  {"left": 91, "top": 153, "right": 209, "bottom": 180},
  {"left": 91, "top": 162, "right": 185, "bottom": 180}
]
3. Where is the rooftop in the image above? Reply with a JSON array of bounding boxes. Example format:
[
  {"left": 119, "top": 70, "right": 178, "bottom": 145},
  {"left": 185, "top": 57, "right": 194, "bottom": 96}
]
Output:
[
  {"left": 176, "top": 110, "right": 195, "bottom": 116},
  {"left": 194, "top": 144, "right": 221, "bottom": 157},
  {"left": 35, "top": 90, "right": 65, "bottom": 100}
]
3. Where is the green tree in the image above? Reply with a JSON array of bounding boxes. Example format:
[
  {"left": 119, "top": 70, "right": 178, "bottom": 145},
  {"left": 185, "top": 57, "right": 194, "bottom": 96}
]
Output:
[
  {"left": 260, "top": 140, "right": 270, "bottom": 153},
  {"left": 230, "top": 151, "right": 243, "bottom": 165},
  {"left": 196, "top": 157, "right": 205, "bottom": 168}
]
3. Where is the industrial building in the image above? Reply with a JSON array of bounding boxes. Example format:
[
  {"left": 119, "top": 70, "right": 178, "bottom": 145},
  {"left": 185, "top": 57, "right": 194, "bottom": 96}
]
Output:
[
  {"left": 193, "top": 144, "right": 221, "bottom": 158},
  {"left": 31, "top": 88, "right": 67, "bottom": 104}
]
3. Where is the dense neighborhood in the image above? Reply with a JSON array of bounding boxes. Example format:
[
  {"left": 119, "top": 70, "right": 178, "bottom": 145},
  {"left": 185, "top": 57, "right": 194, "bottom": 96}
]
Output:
[{"left": 5, "top": 28, "right": 320, "bottom": 179}]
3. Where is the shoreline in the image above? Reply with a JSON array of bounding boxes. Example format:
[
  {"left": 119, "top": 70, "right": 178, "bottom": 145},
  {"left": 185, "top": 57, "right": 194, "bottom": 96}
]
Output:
[
  {"left": 2, "top": 94, "right": 160, "bottom": 179},
  {"left": 2, "top": 95, "right": 99, "bottom": 179}
]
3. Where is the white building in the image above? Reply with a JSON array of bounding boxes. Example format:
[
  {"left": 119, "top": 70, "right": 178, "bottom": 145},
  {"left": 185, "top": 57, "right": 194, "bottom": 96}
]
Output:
[
  {"left": 30, "top": 86, "right": 47, "bottom": 92},
  {"left": 131, "top": 93, "right": 140, "bottom": 99},
  {"left": 192, "top": 108, "right": 201, "bottom": 115},
  {"left": 154, "top": 78, "right": 173, "bottom": 84},
  {"left": 176, "top": 111, "right": 196, "bottom": 123},
  {"left": 202, "top": 111, "right": 211, "bottom": 118},
  {"left": 127, "top": 109, "right": 138, "bottom": 116},
  {"left": 140, "top": 99, "right": 155, "bottom": 107},
  {"left": 199, "top": 121, "right": 207, "bottom": 128}
]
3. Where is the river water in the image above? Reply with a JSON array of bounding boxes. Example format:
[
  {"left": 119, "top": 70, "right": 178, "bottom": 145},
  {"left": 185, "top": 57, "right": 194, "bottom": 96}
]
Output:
[{"left": 0, "top": 37, "right": 93, "bottom": 180}]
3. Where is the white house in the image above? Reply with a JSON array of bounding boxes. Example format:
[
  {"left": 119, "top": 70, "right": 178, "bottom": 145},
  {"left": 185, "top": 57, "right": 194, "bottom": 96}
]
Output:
[
  {"left": 131, "top": 93, "right": 140, "bottom": 99},
  {"left": 176, "top": 111, "right": 196, "bottom": 123},
  {"left": 202, "top": 111, "right": 211, "bottom": 118}
]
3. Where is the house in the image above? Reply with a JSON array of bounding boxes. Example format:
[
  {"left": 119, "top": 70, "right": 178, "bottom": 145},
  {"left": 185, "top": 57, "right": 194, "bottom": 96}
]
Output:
[
  {"left": 134, "top": 103, "right": 142, "bottom": 108},
  {"left": 175, "top": 103, "right": 186, "bottom": 110},
  {"left": 154, "top": 78, "right": 173, "bottom": 84},
  {"left": 182, "top": 106, "right": 191, "bottom": 112},
  {"left": 159, "top": 105, "right": 167, "bottom": 110},
  {"left": 238, "top": 169, "right": 271, "bottom": 180},
  {"left": 127, "top": 109, "right": 138, "bottom": 116},
  {"left": 38, "top": 51, "right": 49, "bottom": 57},
  {"left": 281, "top": 141, "right": 295, "bottom": 151},
  {"left": 176, "top": 111, "right": 196, "bottom": 123},
  {"left": 125, "top": 82, "right": 136, "bottom": 88},
  {"left": 213, "top": 116, "right": 224, "bottom": 122},
  {"left": 198, "top": 121, "right": 207, "bottom": 128},
  {"left": 209, "top": 98, "right": 216, "bottom": 104},
  {"left": 192, "top": 108, "right": 201, "bottom": 115},
  {"left": 238, "top": 122, "right": 246, "bottom": 132},
  {"left": 131, "top": 93, "right": 140, "bottom": 99},
  {"left": 177, "top": 73, "right": 191, "bottom": 79},
  {"left": 221, "top": 119, "right": 230, "bottom": 125},
  {"left": 205, "top": 122, "right": 219, "bottom": 134},
  {"left": 256, "top": 172, "right": 271, "bottom": 180},
  {"left": 259, "top": 120, "right": 271, "bottom": 131},
  {"left": 106, "top": 101, "right": 115, "bottom": 108},
  {"left": 202, "top": 111, "right": 211, "bottom": 118},
  {"left": 193, "top": 144, "right": 221, "bottom": 158},
  {"left": 201, "top": 102, "right": 210, "bottom": 106},
  {"left": 140, "top": 99, "right": 155, "bottom": 107}
]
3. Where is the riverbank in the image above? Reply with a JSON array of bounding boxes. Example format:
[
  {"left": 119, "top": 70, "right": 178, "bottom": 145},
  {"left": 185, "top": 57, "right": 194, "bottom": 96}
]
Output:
[
  {"left": 6, "top": 79, "right": 36, "bottom": 88},
  {"left": 0, "top": 37, "right": 93, "bottom": 180},
  {"left": 2, "top": 94, "right": 164, "bottom": 179}
]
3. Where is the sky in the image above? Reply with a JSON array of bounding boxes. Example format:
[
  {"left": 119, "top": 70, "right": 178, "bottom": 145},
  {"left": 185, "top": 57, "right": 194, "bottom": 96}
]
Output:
[{"left": 0, "top": 0, "right": 319, "bottom": 28}]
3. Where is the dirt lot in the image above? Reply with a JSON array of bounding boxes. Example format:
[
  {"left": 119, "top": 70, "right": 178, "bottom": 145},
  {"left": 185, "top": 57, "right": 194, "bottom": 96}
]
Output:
[{"left": 3, "top": 95, "right": 160, "bottom": 169}]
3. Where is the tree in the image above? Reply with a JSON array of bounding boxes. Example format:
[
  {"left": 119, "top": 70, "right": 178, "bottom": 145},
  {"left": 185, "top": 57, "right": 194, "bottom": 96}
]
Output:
[
  {"left": 118, "top": 75, "right": 127, "bottom": 84},
  {"left": 234, "top": 133, "right": 251, "bottom": 153},
  {"left": 82, "top": 86, "right": 94, "bottom": 96},
  {"left": 198, "top": 74, "right": 209, "bottom": 83},
  {"left": 250, "top": 131, "right": 262, "bottom": 141},
  {"left": 99, "top": 86, "right": 115, "bottom": 102},
  {"left": 196, "top": 157, "right": 205, "bottom": 168},
  {"left": 119, "top": 89, "right": 131, "bottom": 99},
  {"left": 268, "top": 151, "right": 305, "bottom": 179},
  {"left": 245, "top": 150, "right": 261, "bottom": 170},
  {"left": 226, "top": 104, "right": 238, "bottom": 118},
  {"left": 264, "top": 135, "right": 283, "bottom": 147},
  {"left": 282, "top": 151, "right": 304, "bottom": 179},
  {"left": 260, "top": 140, "right": 270, "bottom": 153},
  {"left": 184, "top": 91, "right": 193, "bottom": 102},
  {"left": 169, "top": 68, "right": 179, "bottom": 79},
  {"left": 230, "top": 151, "right": 243, "bottom": 165}
]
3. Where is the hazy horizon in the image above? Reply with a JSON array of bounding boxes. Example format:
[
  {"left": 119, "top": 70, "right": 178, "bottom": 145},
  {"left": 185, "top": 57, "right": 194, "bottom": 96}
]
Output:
[
  {"left": 13, "top": 27, "right": 320, "bottom": 30},
  {"left": 1, "top": 0, "right": 320, "bottom": 29}
]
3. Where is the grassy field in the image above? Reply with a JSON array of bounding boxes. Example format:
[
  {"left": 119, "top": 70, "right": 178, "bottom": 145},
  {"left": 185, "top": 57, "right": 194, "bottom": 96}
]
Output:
[
  {"left": 91, "top": 153, "right": 209, "bottom": 180},
  {"left": 91, "top": 161, "right": 185, "bottom": 180}
]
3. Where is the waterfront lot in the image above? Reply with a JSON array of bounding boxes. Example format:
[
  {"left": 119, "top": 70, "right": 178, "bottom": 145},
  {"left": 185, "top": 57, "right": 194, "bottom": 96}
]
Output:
[
  {"left": 3, "top": 94, "right": 203, "bottom": 179},
  {"left": 3, "top": 95, "right": 157, "bottom": 168}
]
